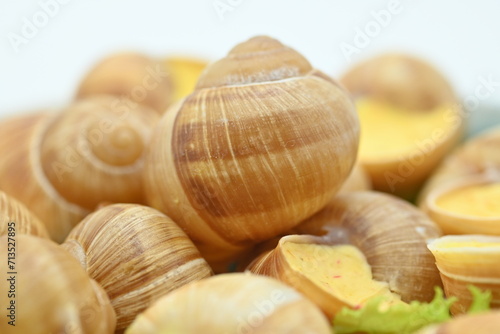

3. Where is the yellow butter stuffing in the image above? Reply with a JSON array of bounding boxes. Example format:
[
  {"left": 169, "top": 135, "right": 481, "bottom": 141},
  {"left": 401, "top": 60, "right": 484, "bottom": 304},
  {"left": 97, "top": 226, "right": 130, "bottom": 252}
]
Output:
[
  {"left": 436, "top": 183, "right": 500, "bottom": 217},
  {"left": 164, "top": 57, "right": 207, "bottom": 101},
  {"left": 356, "top": 98, "right": 452, "bottom": 161},
  {"left": 436, "top": 240, "right": 500, "bottom": 249},
  {"left": 282, "top": 243, "right": 400, "bottom": 306}
]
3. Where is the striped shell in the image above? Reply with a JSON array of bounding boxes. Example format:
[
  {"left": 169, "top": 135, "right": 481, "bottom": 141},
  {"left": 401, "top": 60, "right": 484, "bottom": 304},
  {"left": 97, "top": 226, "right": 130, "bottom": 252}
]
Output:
[
  {"left": 291, "top": 191, "right": 443, "bottom": 302},
  {"left": 427, "top": 235, "right": 500, "bottom": 315},
  {"left": 0, "top": 190, "right": 48, "bottom": 238},
  {"left": 143, "top": 35, "right": 359, "bottom": 269},
  {"left": 62, "top": 203, "right": 213, "bottom": 332}
]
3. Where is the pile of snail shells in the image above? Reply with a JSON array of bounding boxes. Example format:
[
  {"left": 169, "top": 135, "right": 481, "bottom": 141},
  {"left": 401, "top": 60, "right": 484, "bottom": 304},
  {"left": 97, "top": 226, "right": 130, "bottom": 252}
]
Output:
[
  {"left": 0, "top": 35, "right": 360, "bottom": 333},
  {"left": 1, "top": 34, "right": 498, "bottom": 333},
  {"left": 246, "top": 191, "right": 443, "bottom": 319},
  {"left": 0, "top": 95, "right": 159, "bottom": 242}
]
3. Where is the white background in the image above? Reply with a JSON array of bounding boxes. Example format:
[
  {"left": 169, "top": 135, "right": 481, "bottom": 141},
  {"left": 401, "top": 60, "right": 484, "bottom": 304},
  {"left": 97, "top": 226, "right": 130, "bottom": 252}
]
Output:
[{"left": 1, "top": 0, "right": 499, "bottom": 136}]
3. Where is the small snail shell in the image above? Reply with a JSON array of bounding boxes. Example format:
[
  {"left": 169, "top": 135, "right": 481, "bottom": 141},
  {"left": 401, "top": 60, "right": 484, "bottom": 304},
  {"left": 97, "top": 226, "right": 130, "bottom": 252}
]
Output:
[
  {"left": 290, "top": 191, "right": 443, "bottom": 303},
  {"left": 0, "top": 190, "right": 48, "bottom": 238},
  {"left": 0, "top": 235, "right": 116, "bottom": 334},
  {"left": 341, "top": 53, "right": 464, "bottom": 199},
  {"left": 421, "top": 175, "right": 500, "bottom": 235},
  {"left": 341, "top": 53, "right": 456, "bottom": 111},
  {"left": 125, "top": 273, "right": 331, "bottom": 334},
  {"left": 62, "top": 203, "right": 213, "bottom": 332},
  {"left": 415, "top": 310, "right": 500, "bottom": 334},
  {"left": 0, "top": 96, "right": 158, "bottom": 242},
  {"left": 419, "top": 125, "right": 500, "bottom": 204},
  {"left": 143, "top": 35, "right": 359, "bottom": 269},
  {"left": 427, "top": 235, "right": 500, "bottom": 315},
  {"left": 247, "top": 234, "right": 402, "bottom": 318},
  {"left": 76, "top": 52, "right": 174, "bottom": 113}
]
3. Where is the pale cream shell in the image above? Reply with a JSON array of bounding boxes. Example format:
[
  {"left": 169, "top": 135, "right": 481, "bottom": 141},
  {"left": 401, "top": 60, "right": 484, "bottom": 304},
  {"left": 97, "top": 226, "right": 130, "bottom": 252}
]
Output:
[
  {"left": 76, "top": 52, "right": 174, "bottom": 114},
  {"left": 415, "top": 310, "right": 500, "bottom": 334},
  {"left": 125, "top": 273, "right": 331, "bottom": 334}
]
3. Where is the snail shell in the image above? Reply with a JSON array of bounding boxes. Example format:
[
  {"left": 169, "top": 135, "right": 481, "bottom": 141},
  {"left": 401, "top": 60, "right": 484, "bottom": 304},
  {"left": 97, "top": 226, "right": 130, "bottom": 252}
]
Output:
[
  {"left": 0, "top": 190, "right": 48, "bottom": 238},
  {"left": 341, "top": 53, "right": 457, "bottom": 111},
  {"left": 427, "top": 235, "right": 500, "bottom": 315},
  {"left": 421, "top": 175, "right": 500, "bottom": 235},
  {"left": 247, "top": 234, "right": 401, "bottom": 318},
  {"left": 143, "top": 36, "right": 359, "bottom": 269},
  {"left": 341, "top": 53, "right": 464, "bottom": 199},
  {"left": 0, "top": 96, "right": 158, "bottom": 241},
  {"left": 419, "top": 125, "right": 500, "bottom": 204},
  {"left": 0, "top": 234, "right": 116, "bottom": 334},
  {"left": 76, "top": 52, "right": 174, "bottom": 114},
  {"left": 290, "top": 191, "right": 443, "bottom": 302},
  {"left": 125, "top": 273, "right": 331, "bottom": 334},
  {"left": 62, "top": 203, "right": 213, "bottom": 332}
]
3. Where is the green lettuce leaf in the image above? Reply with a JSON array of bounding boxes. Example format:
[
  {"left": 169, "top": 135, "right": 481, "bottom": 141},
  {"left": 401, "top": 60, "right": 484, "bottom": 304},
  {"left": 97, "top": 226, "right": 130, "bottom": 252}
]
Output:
[
  {"left": 467, "top": 285, "right": 492, "bottom": 314},
  {"left": 332, "top": 286, "right": 491, "bottom": 334}
]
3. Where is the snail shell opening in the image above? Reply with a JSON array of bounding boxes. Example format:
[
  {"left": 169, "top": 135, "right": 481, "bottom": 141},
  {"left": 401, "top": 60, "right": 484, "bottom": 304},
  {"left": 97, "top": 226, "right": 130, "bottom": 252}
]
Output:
[{"left": 423, "top": 175, "right": 500, "bottom": 235}]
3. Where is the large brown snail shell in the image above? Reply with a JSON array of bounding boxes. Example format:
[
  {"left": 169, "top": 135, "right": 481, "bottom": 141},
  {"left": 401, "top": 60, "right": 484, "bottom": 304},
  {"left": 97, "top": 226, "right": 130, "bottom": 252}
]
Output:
[{"left": 143, "top": 35, "right": 360, "bottom": 270}]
